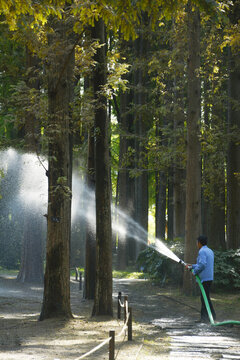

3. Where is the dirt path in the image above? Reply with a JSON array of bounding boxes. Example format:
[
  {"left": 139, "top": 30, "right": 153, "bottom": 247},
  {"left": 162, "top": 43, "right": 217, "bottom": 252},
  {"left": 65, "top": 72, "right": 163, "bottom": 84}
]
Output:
[{"left": 0, "top": 275, "right": 240, "bottom": 360}]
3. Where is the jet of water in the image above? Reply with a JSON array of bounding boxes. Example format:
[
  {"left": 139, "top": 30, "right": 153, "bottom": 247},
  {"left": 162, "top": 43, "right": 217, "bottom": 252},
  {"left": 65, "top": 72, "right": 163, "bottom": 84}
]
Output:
[
  {"left": 151, "top": 239, "right": 181, "bottom": 263},
  {"left": 0, "top": 150, "right": 181, "bottom": 267},
  {"left": 113, "top": 206, "right": 181, "bottom": 263},
  {"left": 72, "top": 174, "right": 181, "bottom": 264}
]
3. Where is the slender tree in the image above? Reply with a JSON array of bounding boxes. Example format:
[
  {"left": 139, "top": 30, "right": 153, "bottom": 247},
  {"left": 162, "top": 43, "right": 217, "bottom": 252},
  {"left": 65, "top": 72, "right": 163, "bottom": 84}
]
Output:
[
  {"left": 173, "top": 80, "right": 186, "bottom": 240},
  {"left": 227, "top": 0, "right": 240, "bottom": 249},
  {"left": 117, "top": 84, "right": 130, "bottom": 270},
  {"left": 92, "top": 19, "right": 113, "bottom": 316},
  {"left": 183, "top": 1, "right": 202, "bottom": 295},
  {"left": 17, "top": 49, "right": 44, "bottom": 283},
  {"left": 84, "top": 125, "right": 96, "bottom": 299},
  {"left": 133, "top": 17, "right": 150, "bottom": 258},
  {"left": 156, "top": 170, "right": 167, "bottom": 241}
]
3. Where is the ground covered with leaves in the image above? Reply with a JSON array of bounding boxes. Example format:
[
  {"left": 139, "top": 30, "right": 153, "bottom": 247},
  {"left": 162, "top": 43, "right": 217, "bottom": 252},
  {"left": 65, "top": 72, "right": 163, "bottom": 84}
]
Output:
[{"left": 0, "top": 274, "right": 240, "bottom": 360}]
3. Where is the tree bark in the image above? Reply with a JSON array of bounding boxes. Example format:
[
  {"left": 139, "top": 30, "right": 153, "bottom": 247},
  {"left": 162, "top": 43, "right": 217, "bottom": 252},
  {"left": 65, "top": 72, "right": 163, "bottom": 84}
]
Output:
[
  {"left": 117, "top": 89, "right": 129, "bottom": 270},
  {"left": 183, "top": 2, "right": 202, "bottom": 295},
  {"left": 92, "top": 19, "right": 113, "bottom": 317},
  {"left": 156, "top": 171, "right": 166, "bottom": 241},
  {"left": 24, "top": 48, "right": 41, "bottom": 150},
  {"left": 167, "top": 170, "right": 174, "bottom": 241},
  {"left": 17, "top": 49, "right": 44, "bottom": 283},
  {"left": 17, "top": 210, "right": 44, "bottom": 283},
  {"left": 133, "top": 25, "right": 149, "bottom": 259},
  {"left": 173, "top": 167, "right": 186, "bottom": 239},
  {"left": 173, "top": 82, "right": 186, "bottom": 239},
  {"left": 84, "top": 126, "right": 96, "bottom": 299},
  {"left": 202, "top": 80, "right": 226, "bottom": 250},
  {"left": 227, "top": 20, "right": 240, "bottom": 249},
  {"left": 39, "top": 19, "right": 74, "bottom": 320}
]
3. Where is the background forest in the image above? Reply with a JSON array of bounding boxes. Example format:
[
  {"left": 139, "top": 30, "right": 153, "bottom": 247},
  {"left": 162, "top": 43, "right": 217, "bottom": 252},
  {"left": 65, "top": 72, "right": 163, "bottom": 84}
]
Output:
[{"left": 0, "top": 0, "right": 239, "bottom": 319}]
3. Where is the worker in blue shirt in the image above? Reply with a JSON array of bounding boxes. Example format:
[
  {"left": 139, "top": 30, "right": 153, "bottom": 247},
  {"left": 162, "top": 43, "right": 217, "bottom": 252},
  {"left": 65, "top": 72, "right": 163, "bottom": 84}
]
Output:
[{"left": 188, "top": 235, "right": 216, "bottom": 323}]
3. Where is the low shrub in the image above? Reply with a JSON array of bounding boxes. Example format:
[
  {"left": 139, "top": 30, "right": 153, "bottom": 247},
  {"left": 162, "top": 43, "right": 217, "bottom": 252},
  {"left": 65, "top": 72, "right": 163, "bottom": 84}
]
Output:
[
  {"left": 137, "top": 244, "right": 240, "bottom": 291},
  {"left": 137, "top": 240, "right": 184, "bottom": 286},
  {"left": 214, "top": 249, "right": 240, "bottom": 290}
]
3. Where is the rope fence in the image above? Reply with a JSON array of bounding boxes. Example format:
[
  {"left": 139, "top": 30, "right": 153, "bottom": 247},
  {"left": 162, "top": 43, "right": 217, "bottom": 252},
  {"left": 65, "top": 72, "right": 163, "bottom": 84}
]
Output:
[{"left": 71, "top": 291, "right": 133, "bottom": 360}]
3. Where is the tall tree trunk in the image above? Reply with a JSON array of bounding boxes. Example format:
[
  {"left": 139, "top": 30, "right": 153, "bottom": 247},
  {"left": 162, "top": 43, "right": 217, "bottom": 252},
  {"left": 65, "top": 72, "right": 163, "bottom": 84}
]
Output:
[
  {"left": 155, "top": 171, "right": 166, "bottom": 241},
  {"left": 17, "top": 49, "right": 44, "bottom": 283},
  {"left": 183, "top": 2, "right": 202, "bottom": 295},
  {"left": 134, "top": 168, "right": 148, "bottom": 257},
  {"left": 117, "top": 89, "right": 129, "bottom": 270},
  {"left": 202, "top": 81, "right": 226, "bottom": 250},
  {"left": 155, "top": 122, "right": 167, "bottom": 241},
  {"left": 227, "top": 2, "right": 240, "bottom": 250},
  {"left": 92, "top": 19, "right": 113, "bottom": 317},
  {"left": 227, "top": 60, "right": 240, "bottom": 249},
  {"left": 133, "top": 26, "right": 149, "bottom": 259},
  {"left": 17, "top": 211, "right": 44, "bottom": 283},
  {"left": 24, "top": 48, "right": 41, "bottom": 150},
  {"left": 173, "top": 82, "right": 186, "bottom": 239},
  {"left": 167, "top": 170, "right": 174, "bottom": 241},
  {"left": 173, "top": 167, "right": 186, "bottom": 239},
  {"left": 125, "top": 96, "right": 135, "bottom": 263},
  {"left": 84, "top": 126, "right": 96, "bottom": 299},
  {"left": 204, "top": 191, "right": 226, "bottom": 250},
  {"left": 40, "top": 19, "right": 74, "bottom": 320}
]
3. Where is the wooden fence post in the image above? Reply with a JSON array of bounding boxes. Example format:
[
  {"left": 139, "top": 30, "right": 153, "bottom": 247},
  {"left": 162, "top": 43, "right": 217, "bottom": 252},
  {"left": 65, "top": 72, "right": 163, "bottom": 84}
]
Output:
[
  {"left": 118, "top": 292, "right": 122, "bottom": 319},
  {"left": 75, "top": 267, "right": 78, "bottom": 281},
  {"left": 124, "top": 295, "right": 128, "bottom": 322},
  {"left": 79, "top": 272, "right": 82, "bottom": 290},
  {"left": 109, "top": 330, "right": 115, "bottom": 360},
  {"left": 128, "top": 307, "right": 132, "bottom": 341}
]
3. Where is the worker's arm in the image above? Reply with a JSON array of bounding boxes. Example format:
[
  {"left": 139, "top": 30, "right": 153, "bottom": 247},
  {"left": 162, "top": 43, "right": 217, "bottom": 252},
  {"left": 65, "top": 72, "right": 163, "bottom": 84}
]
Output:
[{"left": 192, "top": 252, "right": 207, "bottom": 275}]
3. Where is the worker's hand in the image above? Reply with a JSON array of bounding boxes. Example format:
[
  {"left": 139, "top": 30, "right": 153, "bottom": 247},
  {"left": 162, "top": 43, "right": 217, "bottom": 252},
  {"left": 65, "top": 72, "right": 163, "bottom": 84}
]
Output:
[{"left": 185, "top": 264, "right": 192, "bottom": 271}]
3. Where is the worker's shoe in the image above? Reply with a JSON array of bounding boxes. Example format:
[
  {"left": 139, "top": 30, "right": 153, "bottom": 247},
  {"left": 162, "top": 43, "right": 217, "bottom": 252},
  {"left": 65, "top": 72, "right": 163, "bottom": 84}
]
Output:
[{"left": 195, "top": 318, "right": 209, "bottom": 324}]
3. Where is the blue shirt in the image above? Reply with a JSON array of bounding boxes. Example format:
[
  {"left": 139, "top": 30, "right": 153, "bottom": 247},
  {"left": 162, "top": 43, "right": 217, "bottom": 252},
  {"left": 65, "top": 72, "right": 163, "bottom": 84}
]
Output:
[{"left": 192, "top": 245, "right": 214, "bottom": 282}]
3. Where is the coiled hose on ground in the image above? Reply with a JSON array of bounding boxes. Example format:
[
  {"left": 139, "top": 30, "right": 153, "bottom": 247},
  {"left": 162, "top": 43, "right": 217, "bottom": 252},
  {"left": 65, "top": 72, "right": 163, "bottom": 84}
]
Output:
[{"left": 195, "top": 273, "right": 240, "bottom": 326}]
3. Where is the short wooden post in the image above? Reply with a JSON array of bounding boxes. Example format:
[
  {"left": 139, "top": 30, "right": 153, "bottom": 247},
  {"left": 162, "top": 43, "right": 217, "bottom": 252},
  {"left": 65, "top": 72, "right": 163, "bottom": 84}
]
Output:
[
  {"left": 79, "top": 272, "right": 82, "bottom": 290},
  {"left": 128, "top": 307, "right": 132, "bottom": 341},
  {"left": 109, "top": 330, "right": 115, "bottom": 360},
  {"left": 117, "top": 292, "right": 122, "bottom": 319},
  {"left": 124, "top": 295, "right": 128, "bottom": 322},
  {"left": 75, "top": 267, "right": 78, "bottom": 281}
]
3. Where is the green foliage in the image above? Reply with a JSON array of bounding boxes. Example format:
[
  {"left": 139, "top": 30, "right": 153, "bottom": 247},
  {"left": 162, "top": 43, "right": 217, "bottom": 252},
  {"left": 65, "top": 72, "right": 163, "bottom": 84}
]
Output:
[
  {"left": 137, "top": 247, "right": 240, "bottom": 291},
  {"left": 0, "top": 0, "right": 66, "bottom": 31},
  {"left": 214, "top": 249, "right": 240, "bottom": 290},
  {"left": 112, "top": 269, "right": 144, "bottom": 279},
  {"left": 0, "top": 25, "right": 25, "bottom": 143},
  {"left": 71, "top": 267, "right": 84, "bottom": 277},
  {"left": 137, "top": 241, "right": 184, "bottom": 286},
  {"left": 10, "top": 80, "right": 48, "bottom": 142},
  {"left": 0, "top": 267, "right": 18, "bottom": 275}
]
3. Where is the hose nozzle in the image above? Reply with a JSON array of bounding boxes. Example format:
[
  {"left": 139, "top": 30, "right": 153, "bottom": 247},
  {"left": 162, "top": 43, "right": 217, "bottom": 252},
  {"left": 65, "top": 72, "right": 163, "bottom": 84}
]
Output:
[
  {"left": 179, "top": 259, "right": 193, "bottom": 272},
  {"left": 179, "top": 259, "right": 187, "bottom": 266}
]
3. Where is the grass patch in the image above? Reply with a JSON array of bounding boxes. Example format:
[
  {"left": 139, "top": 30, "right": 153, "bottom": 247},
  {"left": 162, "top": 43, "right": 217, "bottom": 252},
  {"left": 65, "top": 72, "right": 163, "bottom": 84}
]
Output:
[
  {"left": 0, "top": 267, "right": 18, "bottom": 276},
  {"left": 71, "top": 267, "right": 144, "bottom": 279},
  {"left": 71, "top": 267, "right": 84, "bottom": 277},
  {"left": 112, "top": 269, "right": 145, "bottom": 279}
]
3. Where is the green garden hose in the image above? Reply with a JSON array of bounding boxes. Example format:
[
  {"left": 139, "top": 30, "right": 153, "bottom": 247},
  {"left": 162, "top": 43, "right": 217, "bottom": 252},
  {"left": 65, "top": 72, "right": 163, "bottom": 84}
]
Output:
[{"left": 195, "top": 273, "right": 240, "bottom": 326}]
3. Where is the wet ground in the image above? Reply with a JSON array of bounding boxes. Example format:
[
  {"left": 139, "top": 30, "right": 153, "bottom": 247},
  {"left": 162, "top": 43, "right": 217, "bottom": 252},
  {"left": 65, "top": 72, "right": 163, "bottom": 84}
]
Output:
[
  {"left": 0, "top": 275, "right": 240, "bottom": 359},
  {"left": 115, "top": 278, "right": 240, "bottom": 360}
]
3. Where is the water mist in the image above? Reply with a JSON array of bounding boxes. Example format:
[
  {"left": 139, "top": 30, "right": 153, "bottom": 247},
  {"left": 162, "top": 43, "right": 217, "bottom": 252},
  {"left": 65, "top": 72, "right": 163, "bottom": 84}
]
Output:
[{"left": 1, "top": 148, "right": 180, "bottom": 270}]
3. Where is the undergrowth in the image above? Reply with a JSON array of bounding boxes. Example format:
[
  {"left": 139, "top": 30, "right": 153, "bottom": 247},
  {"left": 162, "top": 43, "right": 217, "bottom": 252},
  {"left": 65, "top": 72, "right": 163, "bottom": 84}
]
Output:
[{"left": 137, "top": 246, "right": 240, "bottom": 291}]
